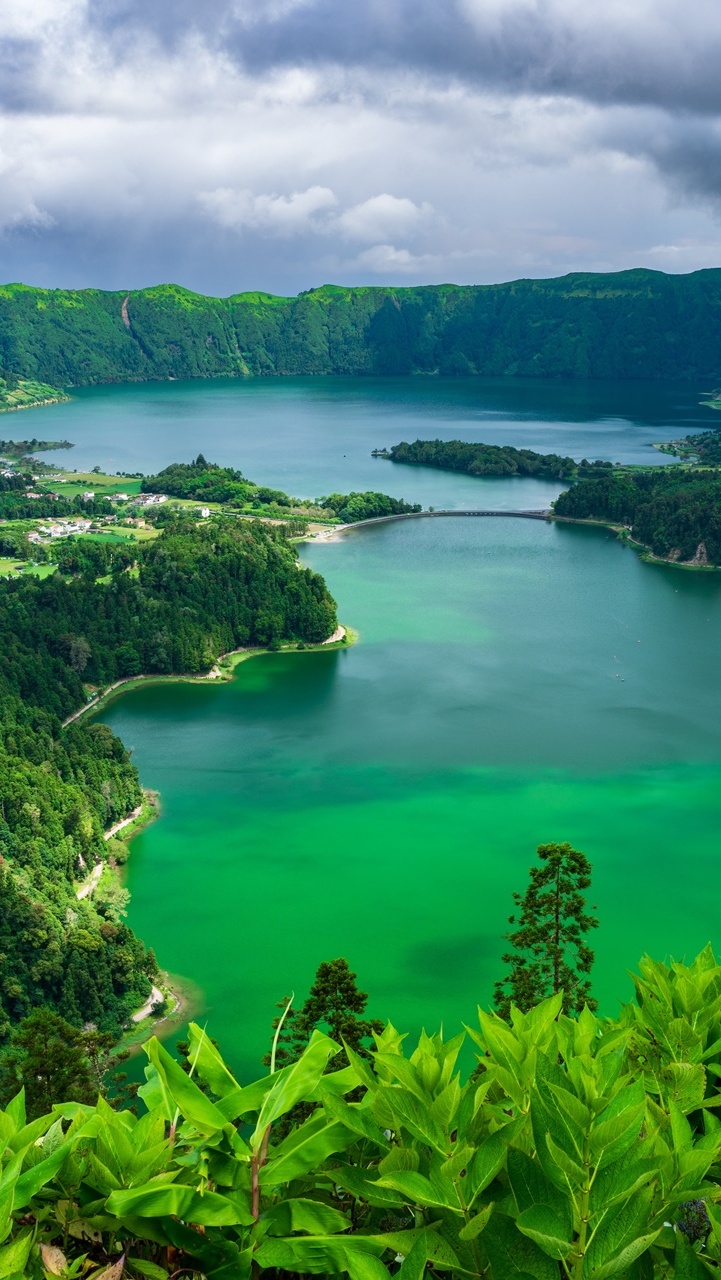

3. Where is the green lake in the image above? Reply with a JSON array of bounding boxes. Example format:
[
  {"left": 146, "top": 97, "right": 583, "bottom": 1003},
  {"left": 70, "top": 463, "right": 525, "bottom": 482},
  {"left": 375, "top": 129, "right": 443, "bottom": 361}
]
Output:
[{"left": 74, "top": 375, "right": 721, "bottom": 1078}]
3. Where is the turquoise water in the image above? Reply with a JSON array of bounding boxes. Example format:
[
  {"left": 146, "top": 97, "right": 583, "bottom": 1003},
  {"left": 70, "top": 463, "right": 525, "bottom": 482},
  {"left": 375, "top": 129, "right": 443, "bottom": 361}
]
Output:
[
  {"left": 40, "top": 375, "right": 710, "bottom": 513},
  {"left": 94, "top": 469, "right": 721, "bottom": 1078}
]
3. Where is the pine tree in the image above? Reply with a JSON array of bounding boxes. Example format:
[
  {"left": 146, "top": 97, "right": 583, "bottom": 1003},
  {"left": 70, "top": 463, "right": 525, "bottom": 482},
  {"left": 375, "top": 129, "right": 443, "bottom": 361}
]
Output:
[
  {"left": 264, "top": 958, "right": 383, "bottom": 1072},
  {"left": 493, "top": 842, "right": 599, "bottom": 1019},
  {"left": 0, "top": 1009, "right": 95, "bottom": 1118}
]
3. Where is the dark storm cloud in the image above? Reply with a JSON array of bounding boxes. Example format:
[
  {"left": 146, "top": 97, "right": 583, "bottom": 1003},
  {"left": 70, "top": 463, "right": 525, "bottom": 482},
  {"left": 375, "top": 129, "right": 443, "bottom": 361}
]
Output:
[
  {"left": 81, "top": 0, "right": 721, "bottom": 117},
  {"left": 1, "top": 0, "right": 721, "bottom": 289}
]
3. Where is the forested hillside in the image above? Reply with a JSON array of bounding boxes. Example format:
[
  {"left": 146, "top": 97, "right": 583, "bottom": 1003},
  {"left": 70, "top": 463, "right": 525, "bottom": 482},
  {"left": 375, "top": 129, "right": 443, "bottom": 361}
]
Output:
[
  {"left": 2, "top": 268, "right": 721, "bottom": 385},
  {"left": 0, "top": 517, "right": 338, "bottom": 1039},
  {"left": 554, "top": 469, "right": 721, "bottom": 564}
]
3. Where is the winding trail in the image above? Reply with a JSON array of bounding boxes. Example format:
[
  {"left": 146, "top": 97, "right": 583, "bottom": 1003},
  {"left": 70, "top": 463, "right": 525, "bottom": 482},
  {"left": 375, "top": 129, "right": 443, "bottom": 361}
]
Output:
[
  {"left": 105, "top": 805, "right": 143, "bottom": 840},
  {"left": 132, "top": 984, "right": 164, "bottom": 1024}
]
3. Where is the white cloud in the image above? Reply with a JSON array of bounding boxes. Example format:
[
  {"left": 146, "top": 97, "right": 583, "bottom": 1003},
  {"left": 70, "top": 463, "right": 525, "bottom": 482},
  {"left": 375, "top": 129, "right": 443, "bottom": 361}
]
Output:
[
  {"left": 336, "top": 194, "right": 434, "bottom": 242},
  {"left": 198, "top": 185, "right": 337, "bottom": 234}
]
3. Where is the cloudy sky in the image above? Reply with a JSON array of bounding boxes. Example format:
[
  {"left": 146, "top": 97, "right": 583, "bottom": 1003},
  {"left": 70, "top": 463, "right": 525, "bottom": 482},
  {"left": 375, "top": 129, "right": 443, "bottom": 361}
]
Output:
[{"left": 1, "top": 0, "right": 721, "bottom": 294}]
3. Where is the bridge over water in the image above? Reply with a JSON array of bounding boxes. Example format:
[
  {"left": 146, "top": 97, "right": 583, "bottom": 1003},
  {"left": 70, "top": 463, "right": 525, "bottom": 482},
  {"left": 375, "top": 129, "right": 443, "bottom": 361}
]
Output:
[{"left": 340, "top": 508, "right": 552, "bottom": 531}]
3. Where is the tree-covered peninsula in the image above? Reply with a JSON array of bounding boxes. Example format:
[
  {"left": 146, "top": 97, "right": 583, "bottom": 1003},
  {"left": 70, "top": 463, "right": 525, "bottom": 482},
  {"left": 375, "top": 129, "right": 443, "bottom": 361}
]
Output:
[
  {"left": 0, "top": 515, "right": 338, "bottom": 1040},
  {"left": 379, "top": 437, "right": 612, "bottom": 479},
  {"left": 3, "top": 267, "right": 721, "bottom": 387},
  {"left": 554, "top": 468, "right": 721, "bottom": 564}
]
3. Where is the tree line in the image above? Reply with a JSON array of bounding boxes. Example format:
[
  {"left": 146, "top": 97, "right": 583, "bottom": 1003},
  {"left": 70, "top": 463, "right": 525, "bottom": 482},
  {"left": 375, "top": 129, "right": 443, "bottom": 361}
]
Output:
[
  {"left": 382, "top": 437, "right": 613, "bottom": 479},
  {"left": 553, "top": 468, "right": 721, "bottom": 563},
  {"left": 0, "top": 514, "right": 338, "bottom": 1044}
]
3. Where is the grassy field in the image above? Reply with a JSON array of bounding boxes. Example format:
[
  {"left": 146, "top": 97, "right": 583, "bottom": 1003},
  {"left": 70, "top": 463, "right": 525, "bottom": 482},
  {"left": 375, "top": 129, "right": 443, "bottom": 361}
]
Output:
[
  {"left": 41, "top": 472, "right": 143, "bottom": 499},
  {"left": 0, "top": 557, "right": 57, "bottom": 579},
  {"left": 0, "top": 378, "right": 69, "bottom": 412}
]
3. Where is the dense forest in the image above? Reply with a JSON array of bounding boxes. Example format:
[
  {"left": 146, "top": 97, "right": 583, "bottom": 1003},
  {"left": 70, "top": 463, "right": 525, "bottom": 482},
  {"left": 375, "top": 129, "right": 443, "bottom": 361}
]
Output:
[
  {"left": 382, "top": 437, "right": 613, "bottom": 479},
  {"left": 0, "top": 516, "right": 338, "bottom": 1039},
  {"left": 554, "top": 468, "right": 721, "bottom": 564},
  {"left": 2, "top": 268, "right": 721, "bottom": 386}
]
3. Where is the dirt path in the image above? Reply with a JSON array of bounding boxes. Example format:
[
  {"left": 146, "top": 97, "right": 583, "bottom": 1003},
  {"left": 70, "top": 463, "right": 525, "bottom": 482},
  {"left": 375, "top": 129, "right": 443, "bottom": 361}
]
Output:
[
  {"left": 104, "top": 805, "right": 142, "bottom": 840},
  {"left": 121, "top": 293, "right": 131, "bottom": 329},
  {"left": 322, "top": 625, "right": 346, "bottom": 644},
  {"left": 76, "top": 861, "right": 103, "bottom": 900},
  {"left": 132, "top": 984, "right": 164, "bottom": 1024}
]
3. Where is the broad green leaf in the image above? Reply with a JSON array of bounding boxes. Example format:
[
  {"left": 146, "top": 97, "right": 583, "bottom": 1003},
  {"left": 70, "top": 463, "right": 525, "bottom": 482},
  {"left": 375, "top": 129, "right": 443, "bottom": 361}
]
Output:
[
  {"left": 507, "top": 1148, "right": 570, "bottom": 1228},
  {"left": 373, "top": 1087, "right": 447, "bottom": 1154},
  {"left": 260, "top": 1114, "right": 353, "bottom": 1186},
  {"left": 186, "top": 1023, "right": 240, "bottom": 1098},
  {"left": 253, "top": 1031, "right": 341, "bottom": 1143},
  {"left": 468, "top": 1132, "right": 507, "bottom": 1204},
  {"left": 255, "top": 1233, "right": 386, "bottom": 1274},
  {"left": 396, "top": 1236, "right": 428, "bottom": 1280},
  {"left": 3, "top": 1094, "right": 24, "bottom": 1134},
  {"left": 0, "top": 1229, "right": 32, "bottom": 1279},
  {"left": 127, "top": 1261, "right": 168, "bottom": 1280},
  {"left": 585, "top": 1187, "right": 654, "bottom": 1274},
  {"left": 144, "top": 1039, "right": 232, "bottom": 1137},
  {"left": 14, "top": 1140, "right": 76, "bottom": 1209},
  {"left": 330, "top": 1166, "right": 406, "bottom": 1209},
  {"left": 516, "top": 1206, "right": 573, "bottom": 1261},
  {"left": 483, "top": 1213, "right": 558, "bottom": 1280},
  {"left": 346, "top": 1255, "right": 389, "bottom": 1280},
  {"left": 459, "top": 1203, "right": 494, "bottom": 1241},
  {"left": 376, "top": 1170, "right": 460, "bottom": 1211},
  {"left": 588, "top": 1231, "right": 660, "bottom": 1280},
  {"left": 674, "top": 1229, "right": 715, "bottom": 1280},
  {"left": 263, "top": 1197, "right": 349, "bottom": 1236},
  {"left": 543, "top": 1133, "right": 585, "bottom": 1188},
  {"left": 322, "top": 1092, "right": 389, "bottom": 1148},
  {"left": 108, "top": 1183, "right": 254, "bottom": 1226}
]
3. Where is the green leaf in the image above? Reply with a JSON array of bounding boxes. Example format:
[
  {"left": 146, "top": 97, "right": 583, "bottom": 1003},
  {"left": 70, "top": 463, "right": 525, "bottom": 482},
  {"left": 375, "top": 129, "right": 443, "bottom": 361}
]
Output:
[
  {"left": 346, "top": 1255, "right": 389, "bottom": 1280},
  {"left": 330, "top": 1166, "right": 406, "bottom": 1209},
  {"left": 260, "top": 1114, "right": 353, "bottom": 1186},
  {"left": 468, "top": 1132, "right": 507, "bottom": 1204},
  {"left": 459, "top": 1203, "right": 494, "bottom": 1241},
  {"left": 186, "top": 1023, "right": 240, "bottom": 1098},
  {"left": 376, "top": 1169, "right": 460, "bottom": 1211},
  {"left": 13, "top": 1140, "right": 75, "bottom": 1209},
  {"left": 3, "top": 1093, "right": 24, "bottom": 1134},
  {"left": 255, "top": 1233, "right": 386, "bottom": 1274},
  {"left": 253, "top": 1031, "right": 341, "bottom": 1142},
  {"left": 516, "top": 1206, "right": 572, "bottom": 1261},
  {"left": 585, "top": 1188, "right": 654, "bottom": 1275},
  {"left": 483, "top": 1213, "right": 558, "bottom": 1280},
  {"left": 0, "top": 1229, "right": 33, "bottom": 1279},
  {"left": 543, "top": 1133, "right": 585, "bottom": 1188},
  {"left": 108, "top": 1183, "right": 254, "bottom": 1226},
  {"left": 588, "top": 1232, "right": 660, "bottom": 1280},
  {"left": 144, "top": 1039, "right": 233, "bottom": 1138},
  {"left": 263, "top": 1198, "right": 349, "bottom": 1236},
  {"left": 127, "top": 1261, "right": 168, "bottom": 1280},
  {"left": 322, "top": 1092, "right": 389, "bottom": 1148},
  {"left": 395, "top": 1237, "right": 428, "bottom": 1280},
  {"left": 674, "top": 1230, "right": 715, "bottom": 1280},
  {"left": 507, "top": 1148, "right": 570, "bottom": 1228}
]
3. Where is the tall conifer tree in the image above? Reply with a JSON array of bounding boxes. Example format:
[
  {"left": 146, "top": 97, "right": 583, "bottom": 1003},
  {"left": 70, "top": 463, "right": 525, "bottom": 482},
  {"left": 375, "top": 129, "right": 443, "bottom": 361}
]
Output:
[{"left": 493, "top": 841, "right": 598, "bottom": 1018}]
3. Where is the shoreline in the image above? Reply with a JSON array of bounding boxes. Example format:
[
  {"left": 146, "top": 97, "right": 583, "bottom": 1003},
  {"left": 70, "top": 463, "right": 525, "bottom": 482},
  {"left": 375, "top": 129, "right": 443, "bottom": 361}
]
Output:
[
  {"left": 62, "top": 624, "right": 356, "bottom": 728},
  {"left": 0, "top": 394, "right": 71, "bottom": 414},
  {"left": 550, "top": 514, "right": 720, "bottom": 572},
  {"left": 66, "top": 625, "right": 355, "bottom": 1051}
]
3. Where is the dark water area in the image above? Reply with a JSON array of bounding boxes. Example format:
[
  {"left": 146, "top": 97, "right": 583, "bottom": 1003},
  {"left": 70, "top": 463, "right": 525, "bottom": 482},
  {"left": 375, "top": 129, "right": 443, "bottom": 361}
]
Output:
[
  {"left": 98, "top": 503, "right": 721, "bottom": 1079},
  {"left": 39, "top": 374, "right": 713, "bottom": 514}
]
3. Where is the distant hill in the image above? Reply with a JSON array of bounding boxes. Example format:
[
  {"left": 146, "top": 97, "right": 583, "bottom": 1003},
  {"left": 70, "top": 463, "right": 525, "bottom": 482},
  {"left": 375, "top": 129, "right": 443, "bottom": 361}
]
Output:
[{"left": 1, "top": 269, "right": 721, "bottom": 386}]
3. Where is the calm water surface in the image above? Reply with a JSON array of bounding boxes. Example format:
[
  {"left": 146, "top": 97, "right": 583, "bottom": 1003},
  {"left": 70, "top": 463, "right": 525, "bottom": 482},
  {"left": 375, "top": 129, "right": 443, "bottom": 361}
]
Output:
[
  {"left": 86, "top": 375, "right": 721, "bottom": 1075},
  {"left": 41, "top": 374, "right": 715, "bottom": 510}
]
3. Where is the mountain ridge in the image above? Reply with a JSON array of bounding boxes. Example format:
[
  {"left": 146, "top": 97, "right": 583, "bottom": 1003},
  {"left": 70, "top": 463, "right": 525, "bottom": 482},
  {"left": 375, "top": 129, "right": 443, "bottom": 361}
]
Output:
[{"left": 1, "top": 267, "right": 721, "bottom": 386}]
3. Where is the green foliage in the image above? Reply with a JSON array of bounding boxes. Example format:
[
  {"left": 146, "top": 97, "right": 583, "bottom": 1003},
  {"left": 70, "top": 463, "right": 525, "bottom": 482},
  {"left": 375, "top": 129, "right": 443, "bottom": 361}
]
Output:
[
  {"left": 494, "top": 842, "right": 598, "bottom": 1018},
  {"left": 0, "top": 516, "right": 337, "bottom": 1039},
  {"left": 3, "top": 269, "right": 721, "bottom": 386},
  {"left": 318, "top": 492, "right": 422, "bottom": 522},
  {"left": 385, "top": 438, "right": 596, "bottom": 479},
  {"left": 0, "top": 437, "right": 72, "bottom": 458},
  {"left": 1, "top": 950, "right": 721, "bottom": 1278},
  {"left": 554, "top": 469, "right": 721, "bottom": 564},
  {"left": 141, "top": 455, "right": 257, "bottom": 505},
  {"left": 266, "top": 958, "right": 383, "bottom": 1075}
]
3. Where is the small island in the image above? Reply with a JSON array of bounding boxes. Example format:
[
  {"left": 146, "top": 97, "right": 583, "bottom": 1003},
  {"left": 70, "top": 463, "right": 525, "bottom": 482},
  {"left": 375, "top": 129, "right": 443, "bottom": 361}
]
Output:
[{"left": 376, "top": 436, "right": 612, "bottom": 480}]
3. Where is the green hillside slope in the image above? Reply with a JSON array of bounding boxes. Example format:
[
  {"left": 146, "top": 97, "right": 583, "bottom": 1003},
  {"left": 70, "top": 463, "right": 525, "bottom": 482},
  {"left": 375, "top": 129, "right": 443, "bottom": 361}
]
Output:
[{"left": 1, "top": 268, "right": 721, "bottom": 386}]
